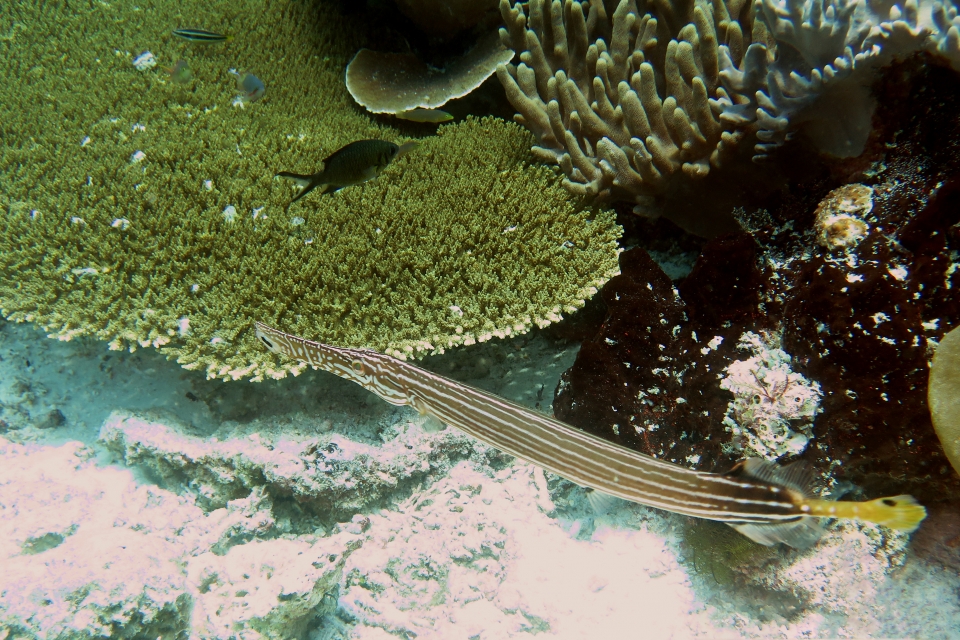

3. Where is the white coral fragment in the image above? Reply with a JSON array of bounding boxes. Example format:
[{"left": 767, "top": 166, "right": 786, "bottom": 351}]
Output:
[
  {"left": 720, "top": 331, "right": 822, "bottom": 460},
  {"left": 132, "top": 51, "right": 156, "bottom": 70},
  {"left": 814, "top": 183, "right": 873, "bottom": 250}
]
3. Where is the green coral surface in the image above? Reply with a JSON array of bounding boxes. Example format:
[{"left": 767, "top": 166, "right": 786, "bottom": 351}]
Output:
[{"left": 0, "top": 0, "right": 621, "bottom": 381}]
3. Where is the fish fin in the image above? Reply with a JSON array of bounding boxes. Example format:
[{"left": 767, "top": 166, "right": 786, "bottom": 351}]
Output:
[
  {"left": 397, "top": 141, "right": 420, "bottom": 157},
  {"left": 290, "top": 181, "right": 324, "bottom": 203},
  {"left": 729, "top": 517, "right": 825, "bottom": 549},
  {"left": 276, "top": 171, "right": 314, "bottom": 188},
  {"left": 410, "top": 414, "right": 446, "bottom": 433},
  {"left": 860, "top": 495, "right": 927, "bottom": 533},
  {"left": 585, "top": 489, "right": 622, "bottom": 516},
  {"left": 729, "top": 458, "right": 817, "bottom": 498},
  {"left": 726, "top": 459, "right": 826, "bottom": 548},
  {"left": 277, "top": 172, "right": 327, "bottom": 203}
]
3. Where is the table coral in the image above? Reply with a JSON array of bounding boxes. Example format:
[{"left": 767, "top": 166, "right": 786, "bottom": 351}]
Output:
[
  {"left": 346, "top": 32, "right": 514, "bottom": 115},
  {"left": 0, "top": 0, "right": 621, "bottom": 382}
]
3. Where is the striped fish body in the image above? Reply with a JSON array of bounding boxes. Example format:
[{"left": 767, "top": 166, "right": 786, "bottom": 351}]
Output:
[
  {"left": 172, "top": 28, "right": 231, "bottom": 43},
  {"left": 276, "top": 140, "right": 400, "bottom": 204},
  {"left": 254, "top": 323, "right": 925, "bottom": 547}
]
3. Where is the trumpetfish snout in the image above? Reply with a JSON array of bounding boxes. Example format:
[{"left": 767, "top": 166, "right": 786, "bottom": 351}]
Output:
[{"left": 254, "top": 322, "right": 927, "bottom": 548}]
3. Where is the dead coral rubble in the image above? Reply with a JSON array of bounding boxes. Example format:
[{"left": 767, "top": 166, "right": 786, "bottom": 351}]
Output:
[{"left": 554, "top": 56, "right": 960, "bottom": 503}]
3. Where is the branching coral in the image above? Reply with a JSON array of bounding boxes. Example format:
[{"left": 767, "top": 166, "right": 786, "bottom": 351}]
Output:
[
  {"left": 0, "top": 0, "right": 621, "bottom": 381},
  {"left": 498, "top": 0, "right": 960, "bottom": 207},
  {"left": 497, "top": 0, "right": 743, "bottom": 204}
]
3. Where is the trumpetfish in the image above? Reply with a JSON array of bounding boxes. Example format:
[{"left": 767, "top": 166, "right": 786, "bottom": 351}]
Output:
[{"left": 254, "top": 322, "right": 926, "bottom": 548}]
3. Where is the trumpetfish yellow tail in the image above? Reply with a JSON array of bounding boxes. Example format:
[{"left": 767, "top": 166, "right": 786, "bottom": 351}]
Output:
[{"left": 254, "top": 322, "right": 927, "bottom": 548}]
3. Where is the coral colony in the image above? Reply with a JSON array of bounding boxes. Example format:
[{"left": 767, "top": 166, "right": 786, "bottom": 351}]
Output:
[{"left": 499, "top": 0, "right": 960, "bottom": 209}]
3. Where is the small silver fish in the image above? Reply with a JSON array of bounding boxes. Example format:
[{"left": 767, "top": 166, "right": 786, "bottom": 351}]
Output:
[
  {"left": 277, "top": 139, "right": 400, "bottom": 203},
  {"left": 172, "top": 28, "right": 232, "bottom": 43},
  {"left": 395, "top": 108, "right": 453, "bottom": 124}
]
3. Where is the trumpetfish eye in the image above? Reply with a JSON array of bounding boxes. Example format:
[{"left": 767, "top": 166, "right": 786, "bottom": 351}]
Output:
[{"left": 351, "top": 360, "right": 365, "bottom": 374}]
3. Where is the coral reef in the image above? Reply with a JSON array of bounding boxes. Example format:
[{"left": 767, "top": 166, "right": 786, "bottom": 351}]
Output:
[
  {"left": 719, "top": 331, "right": 822, "bottom": 461},
  {"left": 346, "top": 33, "right": 514, "bottom": 115},
  {"left": 680, "top": 515, "right": 913, "bottom": 627},
  {"left": 747, "top": 522, "right": 911, "bottom": 620},
  {"left": 0, "top": 0, "right": 621, "bottom": 382},
  {"left": 497, "top": 0, "right": 960, "bottom": 211},
  {"left": 553, "top": 56, "right": 960, "bottom": 502},
  {"left": 812, "top": 183, "right": 873, "bottom": 250},
  {"left": 554, "top": 242, "right": 767, "bottom": 472},
  {"left": 3, "top": 318, "right": 959, "bottom": 640}
]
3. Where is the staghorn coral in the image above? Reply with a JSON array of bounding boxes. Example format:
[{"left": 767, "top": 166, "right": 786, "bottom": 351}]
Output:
[
  {"left": 0, "top": 0, "right": 621, "bottom": 382},
  {"left": 498, "top": 0, "right": 960, "bottom": 209}
]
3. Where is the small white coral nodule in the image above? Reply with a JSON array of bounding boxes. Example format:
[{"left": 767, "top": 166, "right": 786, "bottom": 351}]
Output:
[{"left": 814, "top": 183, "right": 873, "bottom": 250}]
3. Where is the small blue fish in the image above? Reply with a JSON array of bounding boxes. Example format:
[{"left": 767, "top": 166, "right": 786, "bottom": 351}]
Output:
[
  {"left": 172, "top": 28, "right": 232, "bottom": 43},
  {"left": 165, "top": 59, "right": 192, "bottom": 85},
  {"left": 231, "top": 71, "right": 265, "bottom": 103}
]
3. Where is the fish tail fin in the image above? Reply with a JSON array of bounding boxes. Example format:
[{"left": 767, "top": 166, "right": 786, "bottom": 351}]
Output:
[
  {"left": 276, "top": 171, "right": 313, "bottom": 187},
  {"left": 277, "top": 171, "right": 326, "bottom": 204},
  {"left": 860, "top": 495, "right": 927, "bottom": 533}
]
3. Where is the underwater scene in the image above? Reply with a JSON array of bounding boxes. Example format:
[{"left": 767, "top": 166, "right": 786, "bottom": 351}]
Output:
[{"left": 2, "top": 0, "right": 960, "bottom": 637}]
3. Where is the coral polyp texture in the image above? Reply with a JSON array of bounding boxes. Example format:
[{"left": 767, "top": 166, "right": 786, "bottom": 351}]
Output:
[
  {"left": 554, "top": 57, "right": 960, "bottom": 502},
  {"left": 0, "top": 0, "right": 621, "bottom": 381},
  {"left": 497, "top": 0, "right": 960, "bottom": 208}
]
